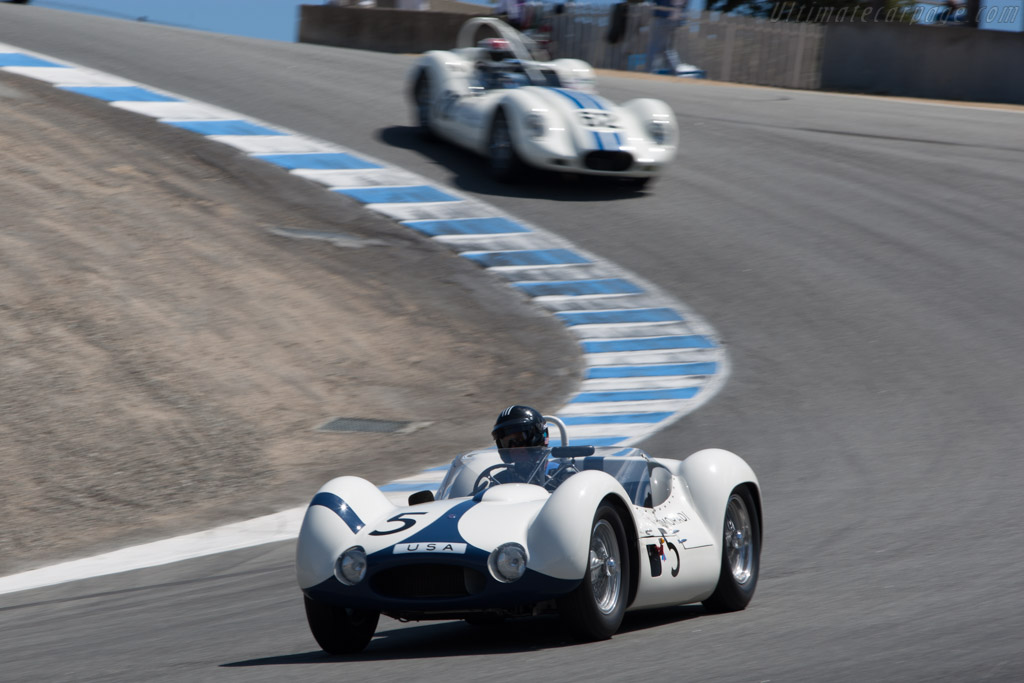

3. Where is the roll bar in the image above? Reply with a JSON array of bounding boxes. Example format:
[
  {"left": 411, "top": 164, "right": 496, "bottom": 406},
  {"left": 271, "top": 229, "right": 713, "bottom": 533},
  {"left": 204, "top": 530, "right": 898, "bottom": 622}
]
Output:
[
  {"left": 544, "top": 415, "right": 569, "bottom": 447},
  {"left": 455, "top": 17, "right": 547, "bottom": 87}
]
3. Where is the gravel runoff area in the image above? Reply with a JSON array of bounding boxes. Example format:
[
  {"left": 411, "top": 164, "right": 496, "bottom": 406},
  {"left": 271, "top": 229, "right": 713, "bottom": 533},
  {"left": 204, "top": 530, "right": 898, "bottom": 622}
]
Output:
[{"left": 0, "top": 71, "right": 579, "bottom": 576}]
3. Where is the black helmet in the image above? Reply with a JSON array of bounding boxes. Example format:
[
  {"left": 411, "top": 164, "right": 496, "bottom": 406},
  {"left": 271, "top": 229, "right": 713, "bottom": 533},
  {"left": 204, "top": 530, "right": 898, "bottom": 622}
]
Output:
[{"left": 491, "top": 405, "right": 548, "bottom": 449}]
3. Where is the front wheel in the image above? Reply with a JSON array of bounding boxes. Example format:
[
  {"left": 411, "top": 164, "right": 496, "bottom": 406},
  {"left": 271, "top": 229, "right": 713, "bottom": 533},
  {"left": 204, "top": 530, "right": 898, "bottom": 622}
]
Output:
[
  {"left": 702, "top": 487, "right": 760, "bottom": 613},
  {"left": 557, "top": 502, "right": 631, "bottom": 640},
  {"left": 488, "top": 111, "right": 524, "bottom": 182},
  {"left": 303, "top": 596, "right": 379, "bottom": 655},
  {"left": 412, "top": 72, "right": 433, "bottom": 137}
]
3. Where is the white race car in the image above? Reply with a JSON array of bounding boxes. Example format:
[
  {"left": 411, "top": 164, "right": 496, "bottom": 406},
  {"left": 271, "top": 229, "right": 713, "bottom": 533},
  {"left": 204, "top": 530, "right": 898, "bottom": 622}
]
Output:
[
  {"left": 408, "top": 18, "right": 678, "bottom": 187},
  {"left": 296, "top": 416, "right": 762, "bottom": 653}
]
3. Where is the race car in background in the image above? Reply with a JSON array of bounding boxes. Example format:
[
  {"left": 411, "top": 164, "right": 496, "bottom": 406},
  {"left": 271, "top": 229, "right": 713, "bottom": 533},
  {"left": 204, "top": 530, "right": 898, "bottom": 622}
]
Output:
[
  {"left": 296, "top": 416, "right": 762, "bottom": 653},
  {"left": 408, "top": 18, "right": 679, "bottom": 188}
]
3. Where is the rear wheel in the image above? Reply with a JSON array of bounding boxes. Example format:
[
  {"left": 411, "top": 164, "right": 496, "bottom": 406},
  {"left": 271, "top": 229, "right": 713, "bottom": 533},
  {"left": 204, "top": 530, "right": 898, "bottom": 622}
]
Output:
[
  {"left": 557, "top": 502, "right": 630, "bottom": 640},
  {"left": 702, "top": 487, "right": 760, "bottom": 613},
  {"left": 303, "top": 596, "right": 379, "bottom": 655},
  {"left": 488, "top": 111, "right": 524, "bottom": 182}
]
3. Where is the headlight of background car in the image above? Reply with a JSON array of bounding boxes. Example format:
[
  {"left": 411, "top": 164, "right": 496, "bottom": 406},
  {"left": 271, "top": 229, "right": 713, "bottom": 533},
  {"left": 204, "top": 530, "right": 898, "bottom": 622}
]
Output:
[
  {"left": 334, "top": 546, "right": 367, "bottom": 586},
  {"left": 488, "top": 543, "right": 528, "bottom": 583},
  {"left": 647, "top": 118, "right": 671, "bottom": 145},
  {"left": 525, "top": 113, "right": 546, "bottom": 139}
]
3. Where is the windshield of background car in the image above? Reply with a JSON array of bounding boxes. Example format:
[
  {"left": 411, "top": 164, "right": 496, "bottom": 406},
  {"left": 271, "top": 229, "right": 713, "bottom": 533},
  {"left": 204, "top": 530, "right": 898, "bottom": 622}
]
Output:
[{"left": 435, "top": 446, "right": 655, "bottom": 504}]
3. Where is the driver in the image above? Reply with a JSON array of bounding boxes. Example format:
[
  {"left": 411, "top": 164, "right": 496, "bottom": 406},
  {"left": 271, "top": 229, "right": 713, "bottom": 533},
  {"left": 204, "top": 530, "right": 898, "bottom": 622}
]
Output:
[
  {"left": 490, "top": 405, "right": 550, "bottom": 484},
  {"left": 475, "top": 37, "right": 526, "bottom": 90}
]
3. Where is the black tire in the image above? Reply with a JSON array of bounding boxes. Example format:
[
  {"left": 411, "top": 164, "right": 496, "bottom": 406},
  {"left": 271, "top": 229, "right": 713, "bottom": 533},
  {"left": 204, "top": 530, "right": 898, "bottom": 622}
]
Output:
[
  {"left": 488, "top": 111, "right": 524, "bottom": 183},
  {"left": 412, "top": 72, "right": 433, "bottom": 137},
  {"left": 303, "top": 596, "right": 379, "bottom": 655},
  {"left": 557, "top": 502, "right": 631, "bottom": 641},
  {"left": 702, "top": 487, "right": 760, "bottom": 613}
]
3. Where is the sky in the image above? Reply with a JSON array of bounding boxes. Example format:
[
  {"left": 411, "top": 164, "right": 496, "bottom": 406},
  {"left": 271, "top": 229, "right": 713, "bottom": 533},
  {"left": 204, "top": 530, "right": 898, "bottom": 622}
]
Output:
[{"left": 24, "top": 0, "right": 1024, "bottom": 41}]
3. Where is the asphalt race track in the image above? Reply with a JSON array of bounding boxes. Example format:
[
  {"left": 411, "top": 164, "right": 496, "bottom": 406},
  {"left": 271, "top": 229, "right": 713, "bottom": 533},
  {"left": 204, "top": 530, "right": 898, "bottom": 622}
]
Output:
[{"left": 2, "top": 7, "right": 1024, "bottom": 682}]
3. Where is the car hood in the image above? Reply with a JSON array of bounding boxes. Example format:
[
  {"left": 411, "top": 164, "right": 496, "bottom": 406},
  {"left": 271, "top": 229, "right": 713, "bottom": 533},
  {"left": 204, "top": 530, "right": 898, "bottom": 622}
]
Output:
[
  {"left": 355, "top": 485, "right": 550, "bottom": 558},
  {"left": 524, "top": 86, "right": 644, "bottom": 152}
]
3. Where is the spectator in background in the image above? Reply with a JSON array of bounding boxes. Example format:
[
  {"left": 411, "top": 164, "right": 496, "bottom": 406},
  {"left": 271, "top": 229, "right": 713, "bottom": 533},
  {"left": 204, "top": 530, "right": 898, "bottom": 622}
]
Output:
[
  {"left": 495, "top": 0, "right": 523, "bottom": 29},
  {"left": 645, "top": 0, "right": 684, "bottom": 74}
]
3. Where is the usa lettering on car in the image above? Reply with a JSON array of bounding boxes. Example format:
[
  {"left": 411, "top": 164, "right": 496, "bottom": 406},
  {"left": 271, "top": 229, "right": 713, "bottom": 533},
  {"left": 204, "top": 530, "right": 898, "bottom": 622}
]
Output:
[{"left": 393, "top": 542, "right": 468, "bottom": 554}]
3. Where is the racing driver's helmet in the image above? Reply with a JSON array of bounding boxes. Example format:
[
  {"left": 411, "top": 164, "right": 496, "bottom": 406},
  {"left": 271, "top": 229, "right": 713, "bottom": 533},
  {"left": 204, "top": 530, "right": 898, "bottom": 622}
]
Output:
[
  {"left": 478, "top": 37, "right": 514, "bottom": 64},
  {"left": 491, "top": 405, "right": 548, "bottom": 450},
  {"left": 492, "top": 405, "right": 550, "bottom": 483}
]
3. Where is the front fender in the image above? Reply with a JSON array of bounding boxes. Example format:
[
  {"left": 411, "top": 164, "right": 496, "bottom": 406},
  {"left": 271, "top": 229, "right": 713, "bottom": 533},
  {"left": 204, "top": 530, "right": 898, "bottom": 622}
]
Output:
[
  {"left": 491, "top": 90, "right": 578, "bottom": 163},
  {"left": 620, "top": 97, "right": 679, "bottom": 149},
  {"left": 295, "top": 476, "right": 396, "bottom": 590},
  {"left": 527, "top": 470, "right": 632, "bottom": 581}
]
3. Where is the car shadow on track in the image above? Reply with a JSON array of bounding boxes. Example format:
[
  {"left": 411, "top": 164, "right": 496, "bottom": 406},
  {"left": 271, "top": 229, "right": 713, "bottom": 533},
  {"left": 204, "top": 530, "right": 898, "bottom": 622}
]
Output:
[
  {"left": 377, "top": 126, "right": 654, "bottom": 202},
  {"left": 221, "top": 606, "right": 706, "bottom": 665}
]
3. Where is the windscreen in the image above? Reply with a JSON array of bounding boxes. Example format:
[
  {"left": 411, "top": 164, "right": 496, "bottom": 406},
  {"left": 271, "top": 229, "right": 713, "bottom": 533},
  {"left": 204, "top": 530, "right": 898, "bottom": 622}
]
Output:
[{"left": 436, "top": 447, "right": 652, "bottom": 502}]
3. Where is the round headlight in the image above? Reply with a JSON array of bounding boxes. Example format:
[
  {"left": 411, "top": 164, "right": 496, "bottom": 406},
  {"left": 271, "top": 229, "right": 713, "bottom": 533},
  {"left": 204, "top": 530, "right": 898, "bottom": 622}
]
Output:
[
  {"left": 647, "top": 119, "right": 669, "bottom": 145},
  {"left": 488, "top": 542, "right": 528, "bottom": 583},
  {"left": 334, "top": 546, "right": 367, "bottom": 586},
  {"left": 525, "top": 113, "right": 546, "bottom": 139}
]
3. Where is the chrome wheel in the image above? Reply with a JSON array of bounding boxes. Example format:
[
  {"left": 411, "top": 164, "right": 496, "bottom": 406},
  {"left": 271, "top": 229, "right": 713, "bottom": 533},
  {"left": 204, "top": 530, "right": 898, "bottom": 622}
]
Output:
[
  {"left": 589, "top": 519, "right": 622, "bottom": 615},
  {"left": 703, "top": 486, "right": 760, "bottom": 613},
  {"left": 558, "top": 503, "right": 631, "bottom": 640},
  {"left": 724, "top": 493, "right": 754, "bottom": 585}
]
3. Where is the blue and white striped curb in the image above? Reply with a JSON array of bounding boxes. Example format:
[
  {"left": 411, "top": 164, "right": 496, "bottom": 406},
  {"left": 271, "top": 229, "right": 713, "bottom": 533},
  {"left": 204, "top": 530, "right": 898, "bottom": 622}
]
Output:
[{"left": 0, "top": 44, "right": 729, "bottom": 593}]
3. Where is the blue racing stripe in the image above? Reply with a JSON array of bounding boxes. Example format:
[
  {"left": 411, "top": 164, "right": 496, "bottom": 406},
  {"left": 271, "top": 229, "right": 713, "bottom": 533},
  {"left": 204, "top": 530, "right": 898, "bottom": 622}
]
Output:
[
  {"left": 561, "top": 412, "right": 673, "bottom": 424},
  {"left": 582, "top": 336, "right": 716, "bottom": 353},
  {"left": 309, "top": 492, "right": 365, "bottom": 533},
  {"left": 165, "top": 120, "right": 285, "bottom": 136},
  {"left": 585, "top": 362, "right": 719, "bottom": 378},
  {"left": 581, "top": 92, "right": 606, "bottom": 110},
  {"left": 570, "top": 388, "right": 700, "bottom": 403},
  {"left": 549, "top": 87, "right": 587, "bottom": 109},
  {"left": 462, "top": 249, "right": 590, "bottom": 268},
  {"left": 404, "top": 500, "right": 476, "bottom": 541},
  {"left": 58, "top": 86, "right": 180, "bottom": 102},
  {"left": 402, "top": 217, "right": 531, "bottom": 236},
  {"left": 547, "top": 88, "right": 605, "bottom": 150},
  {"left": 0, "top": 54, "right": 67, "bottom": 68},
  {"left": 556, "top": 308, "right": 684, "bottom": 326},
  {"left": 513, "top": 278, "right": 643, "bottom": 297},
  {"left": 335, "top": 185, "right": 460, "bottom": 204},
  {"left": 254, "top": 153, "right": 381, "bottom": 170}
]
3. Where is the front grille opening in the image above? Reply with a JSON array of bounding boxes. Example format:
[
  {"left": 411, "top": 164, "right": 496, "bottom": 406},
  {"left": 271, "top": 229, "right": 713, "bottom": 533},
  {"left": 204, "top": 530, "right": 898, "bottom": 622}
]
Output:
[
  {"left": 585, "top": 151, "right": 633, "bottom": 172},
  {"left": 371, "top": 564, "right": 487, "bottom": 599}
]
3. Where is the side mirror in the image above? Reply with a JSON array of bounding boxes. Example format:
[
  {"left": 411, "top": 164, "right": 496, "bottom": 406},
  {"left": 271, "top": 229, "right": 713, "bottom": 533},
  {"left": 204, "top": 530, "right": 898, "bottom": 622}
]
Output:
[{"left": 408, "top": 490, "right": 435, "bottom": 505}]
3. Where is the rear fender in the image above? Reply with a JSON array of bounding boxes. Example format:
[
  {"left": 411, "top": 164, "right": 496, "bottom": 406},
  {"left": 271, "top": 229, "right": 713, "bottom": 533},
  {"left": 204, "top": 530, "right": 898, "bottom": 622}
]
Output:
[
  {"left": 668, "top": 449, "right": 761, "bottom": 548},
  {"left": 527, "top": 470, "right": 632, "bottom": 581},
  {"left": 295, "top": 476, "right": 396, "bottom": 590}
]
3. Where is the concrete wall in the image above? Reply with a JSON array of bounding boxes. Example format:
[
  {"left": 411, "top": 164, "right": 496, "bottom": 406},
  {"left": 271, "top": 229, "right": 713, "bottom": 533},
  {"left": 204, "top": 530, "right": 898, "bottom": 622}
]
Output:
[
  {"left": 821, "top": 22, "right": 1024, "bottom": 104},
  {"left": 299, "top": 5, "right": 486, "bottom": 54}
]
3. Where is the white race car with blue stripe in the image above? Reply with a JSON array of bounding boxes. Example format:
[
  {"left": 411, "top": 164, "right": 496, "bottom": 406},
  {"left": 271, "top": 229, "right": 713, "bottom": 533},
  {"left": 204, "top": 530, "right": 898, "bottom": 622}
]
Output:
[
  {"left": 296, "top": 416, "right": 761, "bottom": 653},
  {"left": 409, "top": 18, "right": 678, "bottom": 188}
]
